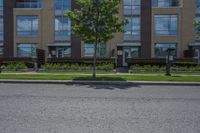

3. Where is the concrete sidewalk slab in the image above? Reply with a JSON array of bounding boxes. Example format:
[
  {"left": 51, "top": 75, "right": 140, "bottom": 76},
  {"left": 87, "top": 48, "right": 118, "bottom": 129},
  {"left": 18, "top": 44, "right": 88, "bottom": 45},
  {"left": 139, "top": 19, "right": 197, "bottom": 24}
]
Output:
[{"left": 0, "top": 79, "right": 200, "bottom": 86}]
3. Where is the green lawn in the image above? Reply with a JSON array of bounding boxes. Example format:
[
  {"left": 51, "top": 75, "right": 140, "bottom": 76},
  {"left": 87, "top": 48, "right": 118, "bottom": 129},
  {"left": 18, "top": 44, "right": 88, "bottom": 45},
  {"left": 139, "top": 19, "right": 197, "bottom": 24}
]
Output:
[{"left": 0, "top": 74, "right": 200, "bottom": 82}]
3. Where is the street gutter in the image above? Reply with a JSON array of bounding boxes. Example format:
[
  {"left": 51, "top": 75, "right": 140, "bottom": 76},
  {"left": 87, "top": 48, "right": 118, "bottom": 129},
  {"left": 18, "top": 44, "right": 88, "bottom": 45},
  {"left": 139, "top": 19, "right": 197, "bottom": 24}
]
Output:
[{"left": 0, "top": 79, "right": 200, "bottom": 86}]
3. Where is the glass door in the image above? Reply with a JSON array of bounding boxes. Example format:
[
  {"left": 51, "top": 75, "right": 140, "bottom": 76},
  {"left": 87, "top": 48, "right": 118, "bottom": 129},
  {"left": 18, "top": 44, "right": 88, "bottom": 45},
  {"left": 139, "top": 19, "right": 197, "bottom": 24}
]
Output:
[
  {"left": 123, "top": 47, "right": 140, "bottom": 66},
  {"left": 123, "top": 48, "right": 131, "bottom": 66},
  {"left": 57, "top": 48, "right": 64, "bottom": 58}
]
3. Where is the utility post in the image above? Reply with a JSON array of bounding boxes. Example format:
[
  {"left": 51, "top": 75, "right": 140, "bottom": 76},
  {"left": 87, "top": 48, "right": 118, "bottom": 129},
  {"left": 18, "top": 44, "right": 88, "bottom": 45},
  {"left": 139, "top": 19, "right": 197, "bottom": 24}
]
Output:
[
  {"left": 197, "top": 47, "right": 200, "bottom": 64},
  {"left": 166, "top": 48, "right": 175, "bottom": 76},
  {"left": 0, "top": 58, "right": 2, "bottom": 73}
]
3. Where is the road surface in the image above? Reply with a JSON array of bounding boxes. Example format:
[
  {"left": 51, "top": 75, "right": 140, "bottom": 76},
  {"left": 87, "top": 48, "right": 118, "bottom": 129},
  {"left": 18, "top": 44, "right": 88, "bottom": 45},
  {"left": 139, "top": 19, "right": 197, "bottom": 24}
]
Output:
[{"left": 0, "top": 83, "right": 200, "bottom": 133}]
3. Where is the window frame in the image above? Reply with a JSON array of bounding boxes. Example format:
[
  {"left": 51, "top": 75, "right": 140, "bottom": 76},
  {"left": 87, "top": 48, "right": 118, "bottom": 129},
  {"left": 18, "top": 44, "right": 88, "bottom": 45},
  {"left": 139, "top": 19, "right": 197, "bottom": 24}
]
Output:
[
  {"left": 55, "top": 16, "right": 71, "bottom": 42},
  {"left": 0, "top": 42, "right": 3, "bottom": 56},
  {"left": 16, "top": 15, "right": 39, "bottom": 37},
  {"left": 84, "top": 43, "right": 107, "bottom": 57},
  {"left": 124, "top": 16, "right": 141, "bottom": 41},
  {"left": 154, "top": 43, "right": 177, "bottom": 58},
  {"left": 17, "top": 43, "right": 38, "bottom": 57},
  {"left": 124, "top": 0, "right": 141, "bottom": 15},
  {"left": 152, "top": 0, "right": 181, "bottom": 8},
  {"left": 154, "top": 14, "right": 178, "bottom": 36}
]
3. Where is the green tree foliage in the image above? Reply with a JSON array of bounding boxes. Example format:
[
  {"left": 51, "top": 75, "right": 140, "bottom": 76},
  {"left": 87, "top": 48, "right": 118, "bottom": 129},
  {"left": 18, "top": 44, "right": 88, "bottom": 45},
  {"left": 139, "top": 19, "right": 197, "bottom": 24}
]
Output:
[
  {"left": 195, "top": 21, "right": 200, "bottom": 39},
  {"left": 66, "top": 0, "right": 127, "bottom": 79}
]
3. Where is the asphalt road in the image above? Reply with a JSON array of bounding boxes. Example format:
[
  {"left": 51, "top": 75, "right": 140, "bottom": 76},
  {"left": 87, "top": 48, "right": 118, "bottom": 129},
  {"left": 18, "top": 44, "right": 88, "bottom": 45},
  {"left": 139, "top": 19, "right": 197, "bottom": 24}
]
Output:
[{"left": 0, "top": 83, "right": 200, "bottom": 133}]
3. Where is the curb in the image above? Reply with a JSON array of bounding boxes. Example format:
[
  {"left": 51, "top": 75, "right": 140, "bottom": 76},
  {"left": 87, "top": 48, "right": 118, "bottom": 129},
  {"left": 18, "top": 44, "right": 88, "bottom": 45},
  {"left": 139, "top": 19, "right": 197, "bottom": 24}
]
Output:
[{"left": 0, "top": 80, "right": 200, "bottom": 86}]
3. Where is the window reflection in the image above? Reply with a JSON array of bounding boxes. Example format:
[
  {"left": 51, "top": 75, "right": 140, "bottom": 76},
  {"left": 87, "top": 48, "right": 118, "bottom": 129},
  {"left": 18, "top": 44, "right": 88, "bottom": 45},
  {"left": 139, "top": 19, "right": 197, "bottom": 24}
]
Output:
[
  {"left": 17, "top": 16, "right": 39, "bottom": 36},
  {"left": 155, "top": 43, "right": 177, "bottom": 57},
  {"left": 84, "top": 44, "right": 106, "bottom": 57},
  {"left": 154, "top": 15, "right": 178, "bottom": 36},
  {"left": 17, "top": 43, "right": 38, "bottom": 57}
]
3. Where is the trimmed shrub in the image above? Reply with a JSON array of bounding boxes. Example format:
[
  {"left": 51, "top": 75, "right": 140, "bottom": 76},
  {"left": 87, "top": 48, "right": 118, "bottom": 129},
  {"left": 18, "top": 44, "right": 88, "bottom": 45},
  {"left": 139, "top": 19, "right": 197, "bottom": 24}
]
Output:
[
  {"left": 130, "top": 64, "right": 200, "bottom": 72},
  {"left": 42, "top": 63, "right": 114, "bottom": 72},
  {"left": 1, "top": 62, "right": 28, "bottom": 71}
]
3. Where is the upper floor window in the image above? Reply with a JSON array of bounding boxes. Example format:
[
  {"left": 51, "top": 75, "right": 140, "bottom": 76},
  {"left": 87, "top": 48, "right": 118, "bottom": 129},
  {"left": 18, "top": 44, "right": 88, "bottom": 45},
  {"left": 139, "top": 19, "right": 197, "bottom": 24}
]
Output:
[
  {"left": 17, "top": 16, "right": 39, "bottom": 36},
  {"left": 0, "top": 16, "right": 3, "bottom": 41},
  {"left": 195, "top": 16, "right": 200, "bottom": 40},
  {"left": 152, "top": 0, "right": 181, "bottom": 8},
  {"left": 0, "top": 0, "right": 3, "bottom": 10},
  {"left": 124, "top": 16, "right": 141, "bottom": 41},
  {"left": 16, "top": 0, "right": 42, "bottom": 8},
  {"left": 55, "top": 0, "right": 71, "bottom": 11},
  {"left": 196, "top": 0, "right": 200, "bottom": 14},
  {"left": 124, "top": 0, "right": 141, "bottom": 15},
  {"left": 154, "top": 15, "right": 178, "bottom": 36},
  {"left": 0, "top": 42, "right": 3, "bottom": 56},
  {"left": 55, "top": 16, "right": 71, "bottom": 41}
]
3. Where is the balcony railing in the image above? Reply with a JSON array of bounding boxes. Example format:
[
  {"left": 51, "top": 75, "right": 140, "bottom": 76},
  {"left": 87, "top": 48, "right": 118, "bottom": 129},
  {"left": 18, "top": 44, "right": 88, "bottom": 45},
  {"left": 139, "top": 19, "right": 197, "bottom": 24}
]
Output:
[
  {"left": 152, "top": 0, "right": 182, "bottom": 8},
  {"left": 16, "top": 2, "right": 42, "bottom": 8}
]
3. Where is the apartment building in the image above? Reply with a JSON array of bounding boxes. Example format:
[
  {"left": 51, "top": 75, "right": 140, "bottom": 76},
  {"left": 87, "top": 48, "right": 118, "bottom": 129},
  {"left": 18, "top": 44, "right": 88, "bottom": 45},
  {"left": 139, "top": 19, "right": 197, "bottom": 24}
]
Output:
[{"left": 0, "top": 0, "right": 200, "bottom": 66}]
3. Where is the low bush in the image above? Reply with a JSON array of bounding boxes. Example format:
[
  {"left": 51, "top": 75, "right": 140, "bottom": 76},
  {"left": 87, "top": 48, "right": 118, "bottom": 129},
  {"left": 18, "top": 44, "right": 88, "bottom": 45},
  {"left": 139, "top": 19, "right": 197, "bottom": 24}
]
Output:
[
  {"left": 42, "top": 63, "right": 114, "bottom": 72},
  {"left": 130, "top": 64, "right": 200, "bottom": 72},
  {"left": 1, "top": 62, "right": 28, "bottom": 71}
]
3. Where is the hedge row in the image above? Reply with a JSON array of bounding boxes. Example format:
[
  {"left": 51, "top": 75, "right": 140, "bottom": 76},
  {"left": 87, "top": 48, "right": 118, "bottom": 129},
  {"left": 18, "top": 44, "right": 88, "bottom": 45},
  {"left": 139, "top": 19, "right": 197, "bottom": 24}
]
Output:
[
  {"left": 130, "top": 64, "right": 200, "bottom": 72},
  {"left": 42, "top": 63, "right": 114, "bottom": 72}
]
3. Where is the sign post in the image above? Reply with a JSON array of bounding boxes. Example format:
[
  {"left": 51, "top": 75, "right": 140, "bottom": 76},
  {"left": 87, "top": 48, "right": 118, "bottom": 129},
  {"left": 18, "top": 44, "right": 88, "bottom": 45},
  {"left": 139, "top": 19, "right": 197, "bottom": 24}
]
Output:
[
  {"left": 0, "top": 59, "right": 2, "bottom": 73},
  {"left": 166, "top": 48, "right": 175, "bottom": 76}
]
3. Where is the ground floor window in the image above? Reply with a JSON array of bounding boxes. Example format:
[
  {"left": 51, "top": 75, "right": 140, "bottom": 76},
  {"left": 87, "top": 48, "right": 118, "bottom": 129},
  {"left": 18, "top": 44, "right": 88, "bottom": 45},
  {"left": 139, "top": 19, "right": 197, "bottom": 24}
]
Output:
[
  {"left": 121, "top": 46, "right": 141, "bottom": 66},
  {"left": 17, "top": 43, "right": 38, "bottom": 57},
  {"left": 123, "top": 46, "right": 140, "bottom": 58},
  {"left": 48, "top": 46, "right": 71, "bottom": 58},
  {"left": 155, "top": 43, "right": 177, "bottom": 58},
  {"left": 84, "top": 43, "right": 106, "bottom": 57},
  {"left": 0, "top": 42, "right": 3, "bottom": 56}
]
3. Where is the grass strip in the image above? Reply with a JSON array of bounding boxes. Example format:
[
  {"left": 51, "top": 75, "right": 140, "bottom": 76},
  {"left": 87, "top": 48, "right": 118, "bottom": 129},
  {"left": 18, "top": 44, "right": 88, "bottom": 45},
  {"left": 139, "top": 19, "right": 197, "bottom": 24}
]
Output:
[{"left": 0, "top": 74, "right": 200, "bottom": 82}]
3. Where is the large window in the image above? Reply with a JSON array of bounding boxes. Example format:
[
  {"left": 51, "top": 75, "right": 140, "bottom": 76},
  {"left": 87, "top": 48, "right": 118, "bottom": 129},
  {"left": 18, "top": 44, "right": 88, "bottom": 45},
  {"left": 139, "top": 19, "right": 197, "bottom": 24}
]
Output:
[
  {"left": 48, "top": 46, "right": 71, "bottom": 58},
  {"left": 84, "top": 44, "right": 106, "bottom": 57},
  {"left": 0, "top": 0, "right": 3, "bottom": 52},
  {"left": 0, "top": 42, "right": 3, "bottom": 56},
  {"left": 17, "top": 16, "right": 39, "bottom": 36},
  {"left": 55, "top": 0, "right": 71, "bottom": 11},
  {"left": 17, "top": 43, "right": 38, "bottom": 57},
  {"left": 0, "top": 16, "right": 3, "bottom": 41},
  {"left": 195, "top": 16, "right": 200, "bottom": 40},
  {"left": 124, "top": 46, "right": 140, "bottom": 58},
  {"left": 55, "top": 16, "right": 71, "bottom": 41},
  {"left": 155, "top": 43, "right": 177, "bottom": 57},
  {"left": 196, "top": 0, "right": 200, "bottom": 14},
  {"left": 154, "top": 15, "right": 178, "bottom": 36},
  {"left": 124, "top": 0, "right": 141, "bottom": 15},
  {"left": 0, "top": 0, "right": 3, "bottom": 11},
  {"left": 16, "top": 0, "right": 42, "bottom": 8},
  {"left": 124, "top": 17, "right": 141, "bottom": 41},
  {"left": 152, "top": 0, "right": 181, "bottom": 7},
  {"left": 55, "top": 0, "right": 71, "bottom": 42}
]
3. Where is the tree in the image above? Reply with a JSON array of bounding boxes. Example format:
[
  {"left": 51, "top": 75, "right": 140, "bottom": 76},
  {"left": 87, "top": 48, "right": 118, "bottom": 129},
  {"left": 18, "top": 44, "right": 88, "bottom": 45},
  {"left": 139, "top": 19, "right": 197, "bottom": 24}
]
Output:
[
  {"left": 195, "top": 21, "right": 200, "bottom": 39},
  {"left": 66, "top": 0, "right": 127, "bottom": 79}
]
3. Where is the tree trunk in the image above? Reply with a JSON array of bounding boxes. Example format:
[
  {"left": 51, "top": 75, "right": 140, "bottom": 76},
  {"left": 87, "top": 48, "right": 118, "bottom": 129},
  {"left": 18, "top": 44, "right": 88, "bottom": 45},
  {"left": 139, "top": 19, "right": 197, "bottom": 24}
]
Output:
[
  {"left": 93, "top": 43, "right": 97, "bottom": 80},
  {"left": 93, "top": 1, "right": 99, "bottom": 80}
]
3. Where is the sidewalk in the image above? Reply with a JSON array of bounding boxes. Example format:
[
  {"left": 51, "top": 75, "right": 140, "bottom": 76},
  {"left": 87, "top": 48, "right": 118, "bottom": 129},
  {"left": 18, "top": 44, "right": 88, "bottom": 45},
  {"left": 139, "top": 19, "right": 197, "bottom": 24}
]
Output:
[
  {"left": 2, "top": 72, "right": 200, "bottom": 77},
  {"left": 0, "top": 79, "right": 200, "bottom": 86}
]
